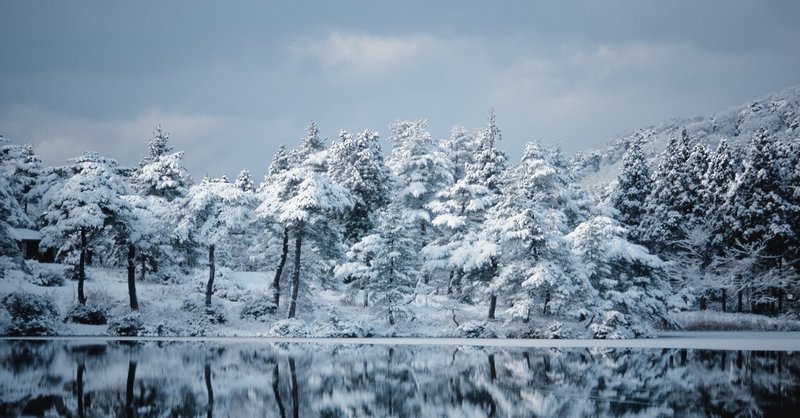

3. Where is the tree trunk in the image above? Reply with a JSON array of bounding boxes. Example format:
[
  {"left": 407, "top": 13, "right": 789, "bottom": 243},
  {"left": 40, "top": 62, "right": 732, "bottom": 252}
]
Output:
[
  {"left": 699, "top": 295, "right": 707, "bottom": 311},
  {"left": 127, "top": 244, "right": 138, "bottom": 311},
  {"left": 288, "top": 230, "right": 302, "bottom": 319},
  {"left": 446, "top": 270, "right": 455, "bottom": 295},
  {"left": 77, "top": 363, "right": 85, "bottom": 418},
  {"left": 126, "top": 362, "right": 137, "bottom": 418},
  {"left": 738, "top": 289, "right": 743, "bottom": 313},
  {"left": 778, "top": 287, "right": 783, "bottom": 314},
  {"left": 204, "top": 364, "right": 213, "bottom": 418},
  {"left": 488, "top": 294, "right": 497, "bottom": 320},
  {"left": 289, "top": 358, "right": 299, "bottom": 418},
  {"left": 140, "top": 256, "right": 146, "bottom": 282},
  {"left": 272, "top": 364, "right": 286, "bottom": 418},
  {"left": 721, "top": 288, "right": 727, "bottom": 312},
  {"left": 78, "top": 227, "right": 87, "bottom": 305},
  {"left": 543, "top": 290, "right": 550, "bottom": 314},
  {"left": 205, "top": 245, "right": 215, "bottom": 307},
  {"left": 273, "top": 227, "right": 289, "bottom": 308}
]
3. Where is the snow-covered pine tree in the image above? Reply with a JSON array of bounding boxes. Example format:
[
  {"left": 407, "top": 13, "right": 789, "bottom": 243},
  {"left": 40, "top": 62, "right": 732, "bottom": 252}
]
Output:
[
  {"left": 335, "top": 202, "right": 417, "bottom": 325},
  {"left": 328, "top": 129, "right": 390, "bottom": 243},
  {"left": 144, "top": 125, "right": 173, "bottom": 164},
  {"left": 234, "top": 169, "right": 255, "bottom": 192},
  {"left": 441, "top": 125, "right": 476, "bottom": 182},
  {"left": 40, "top": 152, "right": 134, "bottom": 305},
  {"left": 640, "top": 129, "right": 698, "bottom": 254},
  {"left": 1, "top": 143, "right": 44, "bottom": 216},
  {"left": 703, "top": 139, "right": 737, "bottom": 255},
  {"left": 130, "top": 127, "right": 193, "bottom": 279},
  {"left": 251, "top": 144, "right": 298, "bottom": 308},
  {"left": 482, "top": 142, "right": 589, "bottom": 323},
  {"left": 387, "top": 119, "right": 454, "bottom": 246},
  {"left": 724, "top": 129, "right": 792, "bottom": 259},
  {"left": 717, "top": 130, "right": 795, "bottom": 314},
  {"left": 178, "top": 176, "right": 258, "bottom": 306},
  {"left": 255, "top": 122, "right": 353, "bottom": 318},
  {"left": 423, "top": 110, "right": 507, "bottom": 315},
  {"left": 0, "top": 172, "right": 27, "bottom": 275},
  {"left": 611, "top": 137, "right": 652, "bottom": 243},
  {"left": 567, "top": 215, "right": 675, "bottom": 338}
]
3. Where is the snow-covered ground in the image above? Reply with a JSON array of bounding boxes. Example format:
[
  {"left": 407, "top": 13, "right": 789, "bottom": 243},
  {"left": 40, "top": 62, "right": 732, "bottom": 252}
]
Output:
[
  {"left": 4, "top": 262, "right": 800, "bottom": 340},
  {"left": 5, "top": 331, "right": 800, "bottom": 351}
]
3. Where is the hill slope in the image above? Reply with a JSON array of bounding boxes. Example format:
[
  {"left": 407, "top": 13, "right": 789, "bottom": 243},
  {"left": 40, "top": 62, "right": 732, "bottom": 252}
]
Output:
[{"left": 571, "top": 86, "right": 800, "bottom": 198}]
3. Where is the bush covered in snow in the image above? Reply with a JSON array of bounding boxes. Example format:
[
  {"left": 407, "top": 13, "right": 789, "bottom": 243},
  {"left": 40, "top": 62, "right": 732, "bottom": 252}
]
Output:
[
  {"left": 239, "top": 292, "right": 277, "bottom": 322},
  {"left": 64, "top": 304, "right": 108, "bottom": 325},
  {"left": 1, "top": 292, "right": 60, "bottom": 336},
  {"left": 24, "top": 261, "right": 64, "bottom": 287},
  {"left": 315, "top": 317, "right": 375, "bottom": 337},
  {"left": 268, "top": 319, "right": 308, "bottom": 337},
  {"left": 457, "top": 321, "right": 497, "bottom": 338},
  {"left": 107, "top": 312, "right": 144, "bottom": 336},
  {"left": 182, "top": 298, "right": 226, "bottom": 325}
]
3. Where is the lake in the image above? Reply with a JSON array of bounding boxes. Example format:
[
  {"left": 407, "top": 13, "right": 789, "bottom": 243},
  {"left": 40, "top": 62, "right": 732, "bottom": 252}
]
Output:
[{"left": 1, "top": 336, "right": 798, "bottom": 417}]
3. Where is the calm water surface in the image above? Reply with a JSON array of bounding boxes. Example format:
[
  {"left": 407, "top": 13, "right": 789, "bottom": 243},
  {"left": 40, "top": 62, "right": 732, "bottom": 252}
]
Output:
[{"left": 1, "top": 339, "right": 798, "bottom": 417}]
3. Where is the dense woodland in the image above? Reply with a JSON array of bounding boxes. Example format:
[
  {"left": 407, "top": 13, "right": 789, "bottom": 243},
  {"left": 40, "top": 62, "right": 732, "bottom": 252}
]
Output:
[{"left": 1, "top": 95, "right": 799, "bottom": 337}]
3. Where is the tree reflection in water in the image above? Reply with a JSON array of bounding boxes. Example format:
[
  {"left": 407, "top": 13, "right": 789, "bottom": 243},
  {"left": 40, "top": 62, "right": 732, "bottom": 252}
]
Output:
[{"left": 0, "top": 340, "right": 797, "bottom": 417}]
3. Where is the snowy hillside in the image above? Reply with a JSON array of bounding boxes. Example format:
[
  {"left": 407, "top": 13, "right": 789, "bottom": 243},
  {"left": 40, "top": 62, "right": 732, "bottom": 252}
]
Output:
[{"left": 572, "top": 85, "right": 800, "bottom": 197}]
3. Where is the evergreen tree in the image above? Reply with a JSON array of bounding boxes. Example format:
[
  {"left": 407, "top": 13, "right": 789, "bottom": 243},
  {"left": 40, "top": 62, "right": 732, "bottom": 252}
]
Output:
[
  {"left": 146, "top": 125, "right": 173, "bottom": 163},
  {"left": 703, "top": 139, "right": 737, "bottom": 257},
  {"left": 234, "top": 170, "right": 255, "bottom": 192},
  {"left": 255, "top": 122, "right": 353, "bottom": 318},
  {"left": 1, "top": 143, "right": 43, "bottom": 216},
  {"left": 567, "top": 216, "right": 675, "bottom": 338},
  {"left": 423, "top": 111, "right": 507, "bottom": 312},
  {"left": 723, "top": 129, "right": 792, "bottom": 260},
  {"left": 40, "top": 153, "right": 133, "bottom": 305},
  {"left": 328, "top": 130, "right": 390, "bottom": 243},
  {"left": 610, "top": 138, "right": 651, "bottom": 243},
  {"left": 387, "top": 119, "right": 454, "bottom": 244},
  {"left": 441, "top": 125, "right": 476, "bottom": 182},
  {"left": 483, "top": 143, "right": 589, "bottom": 322},
  {"left": 640, "top": 129, "right": 698, "bottom": 253},
  {"left": 335, "top": 202, "right": 417, "bottom": 325},
  {"left": 178, "top": 177, "right": 257, "bottom": 306}
]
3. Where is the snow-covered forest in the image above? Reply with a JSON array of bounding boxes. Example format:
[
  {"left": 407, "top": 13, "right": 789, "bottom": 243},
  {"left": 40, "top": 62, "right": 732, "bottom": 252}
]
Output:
[{"left": 1, "top": 88, "right": 799, "bottom": 339}]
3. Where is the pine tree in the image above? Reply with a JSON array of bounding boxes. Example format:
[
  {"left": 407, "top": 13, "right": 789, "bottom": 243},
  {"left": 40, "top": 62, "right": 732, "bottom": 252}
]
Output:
[
  {"left": 146, "top": 125, "right": 173, "bottom": 163},
  {"left": 423, "top": 111, "right": 507, "bottom": 314},
  {"left": 703, "top": 139, "right": 737, "bottom": 257},
  {"left": 335, "top": 202, "right": 417, "bottom": 325},
  {"left": 178, "top": 177, "right": 257, "bottom": 306},
  {"left": 235, "top": 170, "right": 255, "bottom": 192},
  {"left": 482, "top": 142, "right": 589, "bottom": 323},
  {"left": 567, "top": 216, "right": 675, "bottom": 338},
  {"left": 40, "top": 153, "right": 134, "bottom": 305},
  {"left": 1, "top": 143, "right": 43, "bottom": 216},
  {"left": 641, "top": 129, "right": 697, "bottom": 253},
  {"left": 610, "top": 138, "right": 651, "bottom": 243},
  {"left": 387, "top": 119, "right": 454, "bottom": 244},
  {"left": 724, "top": 129, "right": 792, "bottom": 257},
  {"left": 441, "top": 125, "right": 476, "bottom": 182},
  {"left": 255, "top": 122, "right": 353, "bottom": 318},
  {"left": 328, "top": 130, "right": 390, "bottom": 243}
]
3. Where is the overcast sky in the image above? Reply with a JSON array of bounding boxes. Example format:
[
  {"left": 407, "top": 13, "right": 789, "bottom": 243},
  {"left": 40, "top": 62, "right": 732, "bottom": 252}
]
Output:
[{"left": 2, "top": 0, "right": 799, "bottom": 179}]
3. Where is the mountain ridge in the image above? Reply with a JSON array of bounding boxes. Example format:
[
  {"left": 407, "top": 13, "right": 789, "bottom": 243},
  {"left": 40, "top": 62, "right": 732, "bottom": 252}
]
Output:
[{"left": 571, "top": 85, "right": 800, "bottom": 198}]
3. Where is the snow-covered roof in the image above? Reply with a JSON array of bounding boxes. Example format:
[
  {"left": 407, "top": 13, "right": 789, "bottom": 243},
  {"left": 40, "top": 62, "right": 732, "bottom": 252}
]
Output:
[{"left": 9, "top": 228, "right": 42, "bottom": 241}]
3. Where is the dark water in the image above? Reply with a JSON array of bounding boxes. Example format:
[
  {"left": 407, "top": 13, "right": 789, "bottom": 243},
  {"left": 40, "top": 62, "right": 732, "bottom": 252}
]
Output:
[{"left": 0, "top": 340, "right": 798, "bottom": 417}]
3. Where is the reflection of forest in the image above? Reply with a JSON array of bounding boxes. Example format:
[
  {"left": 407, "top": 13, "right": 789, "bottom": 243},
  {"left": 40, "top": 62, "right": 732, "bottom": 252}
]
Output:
[{"left": 0, "top": 341, "right": 797, "bottom": 417}]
